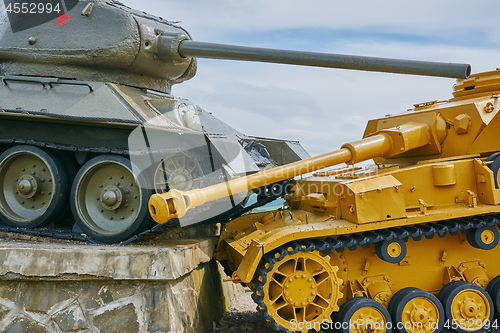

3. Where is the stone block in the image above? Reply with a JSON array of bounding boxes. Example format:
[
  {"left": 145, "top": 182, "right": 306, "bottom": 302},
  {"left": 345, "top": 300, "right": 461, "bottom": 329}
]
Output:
[
  {"left": 52, "top": 304, "right": 88, "bottom": 332},
  {"left": 0, "top": 283, "right": 18, "bottom": 303},
  {"left": 144, "top": 286, "right": 172, "bottom": 332},
  {"left": 107, "top": 283, "right": 137, "bottom": 300},
  {"left": 23, "top": 282, "right": 74, "bottom": 314},
  {"left": 0, "top": 238, "right": 217, "bottom": 280},
  {"left": 0, "top": 306, "right": 10, "bottom": 322},
  {"left": 3, "top": 316, "right": 49, "bottom": 333},
  {"left": 0, "top": 237, "right": 245, "bottom": 333},
  {"left": 92, "top": 303, "right": 139, "bottom": 333},
  {"left": 98, "top": 286, "right": 114, "bottom": 304}
]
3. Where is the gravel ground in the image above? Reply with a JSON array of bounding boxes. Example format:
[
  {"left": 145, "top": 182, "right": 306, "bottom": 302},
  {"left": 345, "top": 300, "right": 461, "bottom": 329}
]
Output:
[
  {"left": 214, "top": 289, "right": 277, "bottom": 333},
  {"left": 214, "top": 290, "right": 340, "bottom": 333}
]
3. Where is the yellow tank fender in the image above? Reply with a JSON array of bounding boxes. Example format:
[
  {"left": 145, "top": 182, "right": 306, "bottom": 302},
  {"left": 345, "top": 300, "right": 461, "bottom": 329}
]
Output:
[{"left": 223, "top": 203, "right": 500, "bottom": 284}]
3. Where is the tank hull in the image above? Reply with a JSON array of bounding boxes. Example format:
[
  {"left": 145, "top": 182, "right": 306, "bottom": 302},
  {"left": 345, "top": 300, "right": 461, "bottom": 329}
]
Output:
[
  {"left": 216, "top": 155, "right": 500, "bottom": 332},
  {"left": 213, "top": 71, "right": 500, "bottom": 332},
  {"left": 0, "top": 75, "right": 309, "bottom": 242}
]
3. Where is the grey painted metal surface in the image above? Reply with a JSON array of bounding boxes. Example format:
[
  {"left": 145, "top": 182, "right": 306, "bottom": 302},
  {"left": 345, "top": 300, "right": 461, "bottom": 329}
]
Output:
[
  {"left": 178, "top": 40, "right": 471, "bottom": 79},
  {"left": 0, "top": 0, "right": 197, "bottom": 93}
]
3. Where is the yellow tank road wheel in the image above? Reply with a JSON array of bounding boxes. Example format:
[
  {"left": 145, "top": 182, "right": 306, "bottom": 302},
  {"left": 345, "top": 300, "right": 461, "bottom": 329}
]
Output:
[
  {"left": 438, "top": 281, "right": 493, "bottom": 333},
  {"left": 257, "top": 249, "right": 343, "bottom": 333},
  {"left": 71, "top": 155, "right": 152, "bottom": 243},
  {"left": 0, "top": 145, "right": 68, "bottom": 228},
  {"left": 389, "top": 288, "right": 444, "bottom": 333},
  {"left": 467, "top": 226, "right": 499, "bottom": 250},
  {"left": 337, "top": 297, "right": 392, "bottom": 333}
]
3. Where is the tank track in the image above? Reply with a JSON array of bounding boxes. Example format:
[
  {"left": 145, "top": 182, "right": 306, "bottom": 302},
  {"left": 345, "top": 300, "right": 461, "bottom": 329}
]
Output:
[
  {"left": 0, "top": 220, "right": 167, "bottom": 245},
  {"left": 0, "top": 188, "right": 285, "bottom": 246},
  {"left": 0, "top": 115, "right": 292, "bottom": 244},
  {"left": 250, "top": 214, "right": 500, "bottom": 333}
]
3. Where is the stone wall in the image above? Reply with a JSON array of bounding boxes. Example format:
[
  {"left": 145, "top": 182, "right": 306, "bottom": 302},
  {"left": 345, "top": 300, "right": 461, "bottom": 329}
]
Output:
[{"left": 0, "top": 236, "right": 243, "bottom": 333}]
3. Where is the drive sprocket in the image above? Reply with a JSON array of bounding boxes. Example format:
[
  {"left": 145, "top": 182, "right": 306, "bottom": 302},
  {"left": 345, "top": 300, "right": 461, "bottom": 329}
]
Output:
[{"left": 253, "top": 244, "right": 343, "bottom": 333}]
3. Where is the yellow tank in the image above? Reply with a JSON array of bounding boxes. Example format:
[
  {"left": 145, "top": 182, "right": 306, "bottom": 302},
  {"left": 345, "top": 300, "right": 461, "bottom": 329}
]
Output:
[{"left": 149, "top": 69, "right": 500, "bottom": 333}]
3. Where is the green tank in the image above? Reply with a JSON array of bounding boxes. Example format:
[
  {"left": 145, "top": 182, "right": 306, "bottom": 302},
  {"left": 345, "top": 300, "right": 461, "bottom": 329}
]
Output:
[{"left": 0, "top": 0, "right": 470, "bottom": 243}]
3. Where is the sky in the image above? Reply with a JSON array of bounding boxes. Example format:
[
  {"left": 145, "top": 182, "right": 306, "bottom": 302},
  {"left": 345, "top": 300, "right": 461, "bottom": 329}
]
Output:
[{"left": 125, "top": 0, "right": 500, "bottom": 157}]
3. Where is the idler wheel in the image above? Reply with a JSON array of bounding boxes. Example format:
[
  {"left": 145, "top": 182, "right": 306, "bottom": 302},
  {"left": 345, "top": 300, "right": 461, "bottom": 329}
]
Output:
[
  {"left": 388, "top": 287, "right": 444, "bottom": 333},
  {"left": 438, "top": 281, "right": 493, "bottom": 333},
  {"left": 376, "top": 239, "right": 407, "bottom": 264},
  {"left": 154, "top": 153, "right": 202, "bottom": 193},
  {"left": 337, "top": 297, "right": 392, "bottom": 333},
  {"left": 466, "top": 226, "right": 499, "bottom": 250},
  {"left": 71, "top": 155, "right": 152, "bottom": 243},
  {"left": 259, "top": 250, "right": 343, "bottom": 333},
  {"left": 0, "top": 145, "right": 67, "bottom": 228}
]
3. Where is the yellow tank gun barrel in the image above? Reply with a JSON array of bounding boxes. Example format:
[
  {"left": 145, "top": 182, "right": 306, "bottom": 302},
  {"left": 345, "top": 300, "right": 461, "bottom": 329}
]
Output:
[{"left": 149, "top": 122, "right": 432, "bottom": 224}]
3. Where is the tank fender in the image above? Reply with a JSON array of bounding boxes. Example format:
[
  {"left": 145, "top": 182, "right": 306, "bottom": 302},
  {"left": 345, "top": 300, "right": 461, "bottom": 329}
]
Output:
[
  {"left": 235, "top": 239, "right": 264, "bottom": 284},
  {"left": 234, "top": 218, "right": 349, "bottom": 284}
]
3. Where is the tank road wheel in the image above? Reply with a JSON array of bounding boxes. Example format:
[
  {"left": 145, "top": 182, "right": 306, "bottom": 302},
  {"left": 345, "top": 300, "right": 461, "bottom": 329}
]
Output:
[
  {"left": 466, "top": 226, "right": 499, "bottom": 250},
  {"left": 438, "top": 281, "right": 493, "bottom": 333},
  {"left": 376, "top": 239, "right": 407, "bottom": 264},
  {"left": 256, "top": 249, "right": 343, "bottom": 333},
  {"left": 389, "top": 288, "right": 444, "bottom": 333},
  {"left": 71, "top": 155, "right": 152, "bottom": 243},
  {"left": 0, "top": 145, "right": 68, "bottom": 228},
  {"left": 337, "top": 297, "right": 392, "bottom": 333},
  {"left": 486, "top": 276, "right": 500, "bottom": 318},
  {"left": 154, "top": 153, "right": 203, "bottom": 193}
]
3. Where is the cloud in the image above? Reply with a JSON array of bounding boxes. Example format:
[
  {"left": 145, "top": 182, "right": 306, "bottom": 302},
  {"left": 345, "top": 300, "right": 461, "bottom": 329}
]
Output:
[{"left": 132, "top": 0, "right": 499, "bottom": 43}]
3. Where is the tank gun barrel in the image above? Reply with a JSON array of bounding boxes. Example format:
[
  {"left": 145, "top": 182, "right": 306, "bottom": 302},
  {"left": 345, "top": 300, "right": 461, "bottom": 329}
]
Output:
[
  {"left": 177, "top": 40, "right": 471, "bottom": 79},
  {"left": 149, "top": 122, "right": 433, "bottom": 224}
]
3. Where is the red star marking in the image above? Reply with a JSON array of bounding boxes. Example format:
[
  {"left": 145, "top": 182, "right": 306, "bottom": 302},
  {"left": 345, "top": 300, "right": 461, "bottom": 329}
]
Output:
[{"left": 54, "top": 10, "right": 72, "bottom": 27}]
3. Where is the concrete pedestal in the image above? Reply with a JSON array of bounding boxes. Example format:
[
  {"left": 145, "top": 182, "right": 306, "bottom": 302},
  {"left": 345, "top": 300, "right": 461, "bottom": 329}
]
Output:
[{"left": 0, "top": 236, "right": 243, "bottom": 333}]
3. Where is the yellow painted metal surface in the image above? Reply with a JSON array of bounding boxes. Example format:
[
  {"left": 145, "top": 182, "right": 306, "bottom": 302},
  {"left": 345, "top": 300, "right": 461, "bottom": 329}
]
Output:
[
  {"left": 340, "top": 175, "right": 406, "bottom": 224},
  {"left": 350, "top": 306, "right": 386, "bottom": 333},
  {"left": 149, "top": 123, "right": 431, "bottom": 224},
  {"left": 366, "top": 89, "right": 500, "bottom": 165},
  {"left": 258, "top": 250, "right": 343, "bottom": 331},
  {"left": 447, "top": 288, "right": 490, "bottom": 331},
  {"left": 216, "top": 154, "right": 500, "bottom": 285},
  {"left": 401, "top": 296, "right": 440, "bottom": 333}
]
